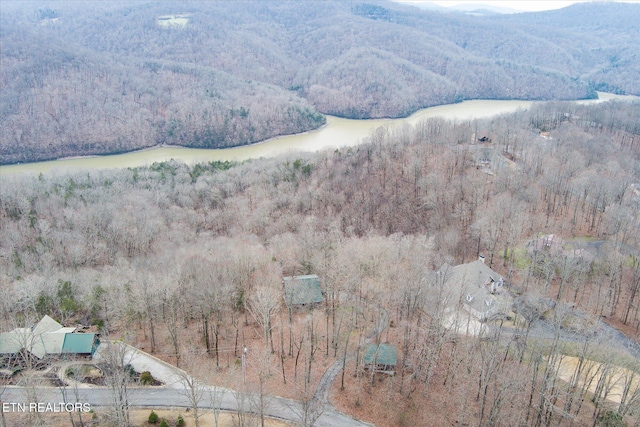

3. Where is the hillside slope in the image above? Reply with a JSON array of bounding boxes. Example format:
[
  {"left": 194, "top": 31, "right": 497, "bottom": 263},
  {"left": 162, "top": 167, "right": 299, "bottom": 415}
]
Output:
[{"left": 1, "top": 1, "right": 638, "bottom": 164}]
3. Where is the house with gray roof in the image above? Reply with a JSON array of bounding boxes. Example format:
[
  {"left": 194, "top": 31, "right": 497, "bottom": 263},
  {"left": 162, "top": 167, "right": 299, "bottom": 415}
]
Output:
[
  {"left": 30, "top": 330, "right": 68, "bottom": 359},
  {"left": 0, "top": 328, "right": 30, "bottom": 358},
  {"left": 428, "top": 257, "right": 510, "bottom": 325},
  {"left": 469, "top": 145, "right": 509, "bottom": 174},
  {"left": 32, "top": 315, "right": 63, "bottom": 335}
]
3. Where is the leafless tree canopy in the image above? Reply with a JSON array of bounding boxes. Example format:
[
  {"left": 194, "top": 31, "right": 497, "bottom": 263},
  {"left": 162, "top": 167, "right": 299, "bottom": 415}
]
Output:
[
  {"left": 2, "top": 1, "right": 639, "bottom": 164},
  {"left": 1, "top": 100, "right": 640, "bottom": 425}
]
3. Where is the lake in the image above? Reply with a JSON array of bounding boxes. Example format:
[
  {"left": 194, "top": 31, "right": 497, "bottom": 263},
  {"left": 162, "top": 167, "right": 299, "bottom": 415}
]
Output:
[{"left": 1, "top": 92, "right": 635, "bottom": 177}]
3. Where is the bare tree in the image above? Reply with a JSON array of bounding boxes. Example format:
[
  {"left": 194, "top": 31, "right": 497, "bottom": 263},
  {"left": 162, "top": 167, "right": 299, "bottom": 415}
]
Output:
[
  {"left": 99, "top": 339, "right": 134, "bottom": 427},
  {"left": 415, "top": 264, "right": 454, "bottom": 399},
  {"left": 3, "top": 314, "right": 41, "bottom": 372},
  {"left": 0, "top": 379, "right": 7, "bottom": 427},
  {"left": 246, "top": 285, "right": 281, "bottom": 353},
  {"left": 176, "top": 345, "right": 207, "bottom": 427},
  {"left": 251, "top": 349, "right": 274, "bottom": 427},
  {"left": 231, "top": 386, "right": 257, "bottom": 427},
  {"left": 209, "top": 385, "right": 228, "bottom": 427},
  {"left": 617, "top": 359, "right": 640, "bottom": 419},
  {"left": 162, "top": 290, "right": 182, "bottom": 367},
  {"left": 288, "top": 380, "right": 325, "bottom": 427},
  {"left": 181, "top": 253, "right": 232, "bottom": 367},
  {"left": 56, "top": 362, "right": 95, "bottom": 427},
  {"left": 138, "top": 276, "right": 159, "bottom": 354},
  {"left": 18, "top": 376, "right": 45, "bottom": 426}
]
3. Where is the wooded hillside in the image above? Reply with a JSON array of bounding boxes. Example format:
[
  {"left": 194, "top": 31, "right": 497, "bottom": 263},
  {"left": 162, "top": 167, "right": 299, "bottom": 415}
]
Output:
[
  {"left": 1, "top": 1, "right": 638, "bottom": 164},
  {"left": 1, "top": 101, "right": 640, "bottom": 425}
]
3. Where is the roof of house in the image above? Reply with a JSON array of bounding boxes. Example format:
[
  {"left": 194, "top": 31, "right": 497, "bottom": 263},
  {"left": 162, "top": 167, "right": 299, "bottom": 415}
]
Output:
[
  {"left": 30, "top": 332, "right": 66, "bottom": 359},
  {"left": 283, "top": 275, "right": 323, "bottom": 306},
  {"left": 446, "top": 259, "right": 504, "bottom": 289},
  {"left": 0, "top": 330, "right": 29, "bottom": 355},
  {"left": 62, "top": 333, "right": 99, "bottom": 354},
  {"left": 456, "top": 260, "right": 504, "bottom": 316},
  {"left": 32, "top": 315, "right": 64, "bottom": 336},
  {"left": 469, "top": 146, "right": 507, "bottom": 168},
  {"left": 0, "top": 316, "right": 99, "bottom": 358},
  {"left": 430, "top": 259, "right": 506, "bottom": 320},
  {"left": 364, "top": 344, "right": 397, "bottom": 367}
]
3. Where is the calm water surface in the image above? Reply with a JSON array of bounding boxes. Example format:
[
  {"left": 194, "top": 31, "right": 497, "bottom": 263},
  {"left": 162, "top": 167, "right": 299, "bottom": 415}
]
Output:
[{"left": 1, "top": 93, "right": 635, "bottom": 176}]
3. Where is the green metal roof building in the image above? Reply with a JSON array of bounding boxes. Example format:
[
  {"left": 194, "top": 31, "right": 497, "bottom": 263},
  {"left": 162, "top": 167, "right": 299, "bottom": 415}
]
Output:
[
  {"left": 62, "top": 333, "right": 100, "bottom": 356},
  {"left": 0, "top": 316, "right": 100, "bottom": 360},
  {"left": 283, "top": 275, "right": 323, "bottom": 307},
  {"left": 364, "top": 344, "right": 397, "bottom": 372}
]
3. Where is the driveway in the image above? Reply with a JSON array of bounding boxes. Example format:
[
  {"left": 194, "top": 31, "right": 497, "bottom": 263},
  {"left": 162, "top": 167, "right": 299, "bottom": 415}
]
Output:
[{"left": 93, "top": 343, "right": 188, "bottom": 389}]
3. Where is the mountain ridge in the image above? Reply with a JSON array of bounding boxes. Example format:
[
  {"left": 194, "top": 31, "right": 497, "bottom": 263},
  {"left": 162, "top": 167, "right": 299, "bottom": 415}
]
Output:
[{"left": 1, "top": 0, "right": 637, "bottom": 164}]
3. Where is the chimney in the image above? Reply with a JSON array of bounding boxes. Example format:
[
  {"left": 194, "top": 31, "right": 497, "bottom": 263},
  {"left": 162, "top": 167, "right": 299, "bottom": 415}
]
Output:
[{"left": 479, "top": 255, "right": 485, "bottom": 264}]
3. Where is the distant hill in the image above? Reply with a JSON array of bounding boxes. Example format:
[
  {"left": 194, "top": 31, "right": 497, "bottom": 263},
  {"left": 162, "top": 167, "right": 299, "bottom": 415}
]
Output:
[
  {"left": 1, "top": 0, "right": 638, "bottom": 164},
  {"left": 488, "top": 2, "right": 640, "bottom": 95},
  {"left": 401, "top": 2, "right": 521, "bottom": 15}
]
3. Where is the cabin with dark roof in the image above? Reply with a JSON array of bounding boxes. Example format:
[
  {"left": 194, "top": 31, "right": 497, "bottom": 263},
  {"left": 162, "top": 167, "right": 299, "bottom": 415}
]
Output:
[
  {"left": 364, "top": 344, "right": 397, "bottom": 374},
  {"left": 283, "top": 275, "right": 324, "bottom": 308}
]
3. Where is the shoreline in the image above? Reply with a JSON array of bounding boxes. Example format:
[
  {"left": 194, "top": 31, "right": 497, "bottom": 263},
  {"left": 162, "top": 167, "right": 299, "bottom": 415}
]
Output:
[
  {"left": 1, "top": 93, "right": 637, "bottom": 176},
  {"left": 0, "top": 121, "right": 333, "bottom": 168}
]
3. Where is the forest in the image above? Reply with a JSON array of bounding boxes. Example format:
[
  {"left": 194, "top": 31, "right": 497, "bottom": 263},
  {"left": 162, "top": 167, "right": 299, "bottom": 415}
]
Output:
[
  {"left": 1, "top": 0, "right": 639, "bottom": 164},
  {"left": 1, "top": 100, "right": 640, "bottom": 426}
]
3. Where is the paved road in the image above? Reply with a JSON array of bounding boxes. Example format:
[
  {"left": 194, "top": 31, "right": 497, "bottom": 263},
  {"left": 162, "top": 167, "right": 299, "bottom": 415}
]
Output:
[
  {"left": 313, "top": 356, "right": 352, "bottom": 404},
  {"left": 499, "top": 316, "right": 640, "bottom": 361},
  {"left": 3, "top": 342, "right": 372, "bottom": 427},
  {"left": 1, "top": 385, "right": 370, "bottom": 427}
]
